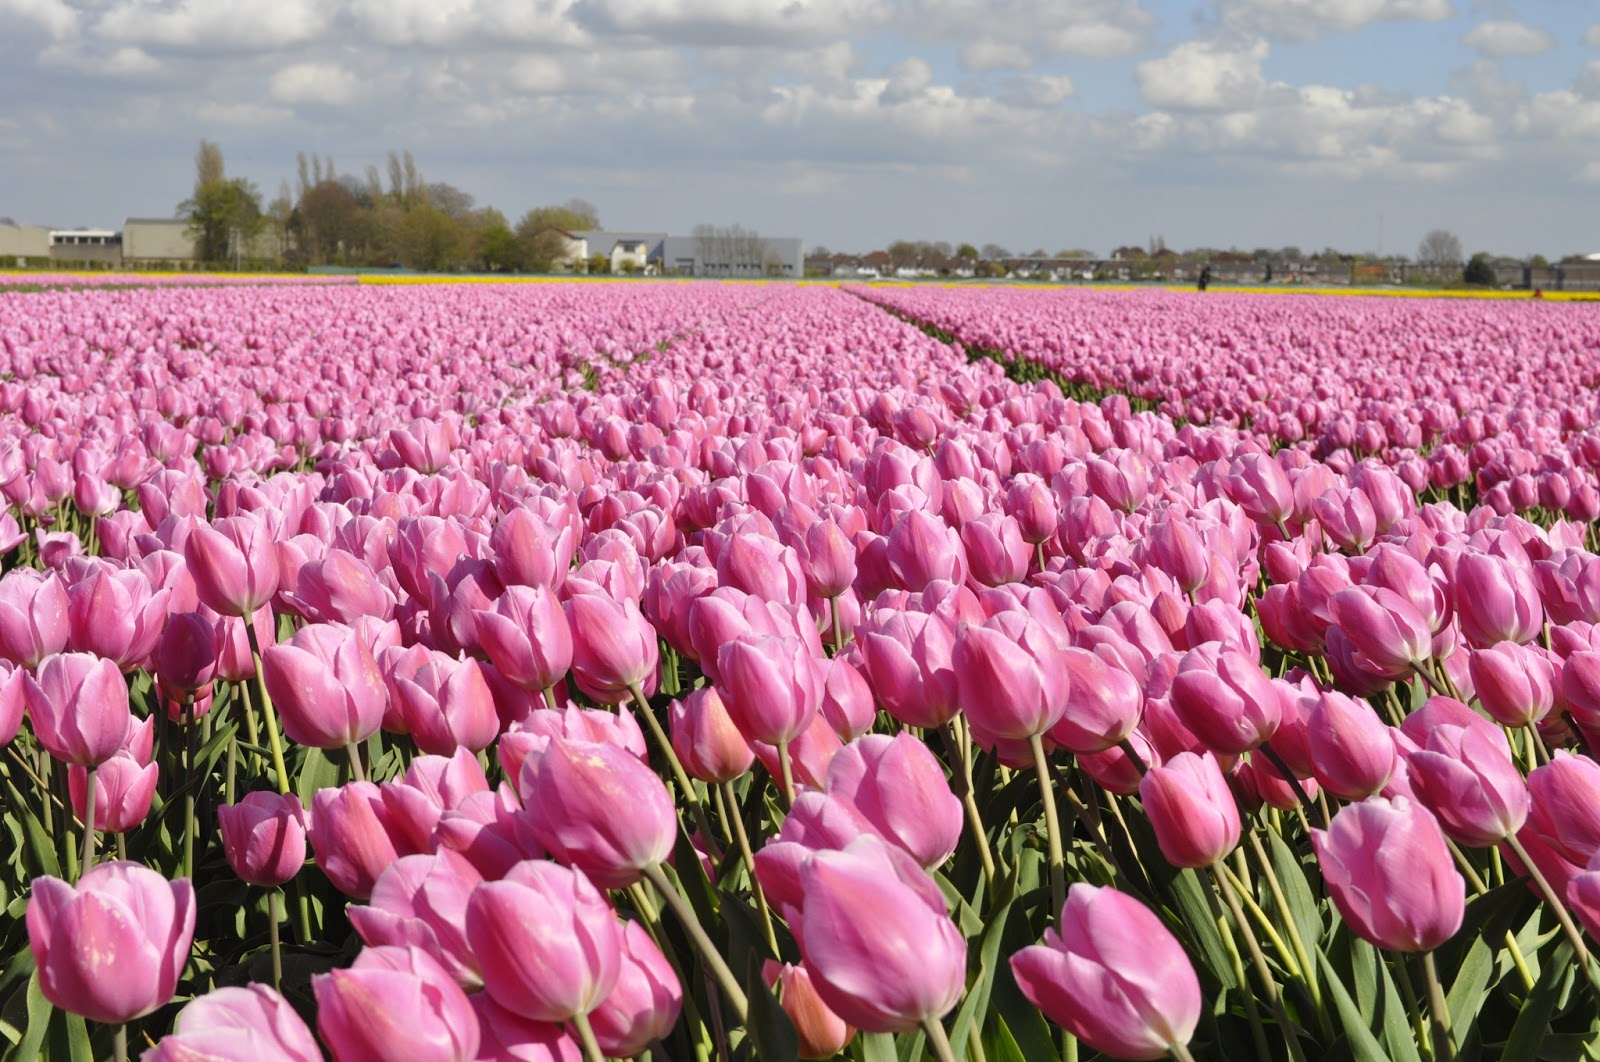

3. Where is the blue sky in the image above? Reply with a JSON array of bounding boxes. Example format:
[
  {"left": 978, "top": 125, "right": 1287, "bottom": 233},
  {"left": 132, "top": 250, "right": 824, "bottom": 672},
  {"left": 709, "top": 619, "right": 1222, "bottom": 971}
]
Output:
[{"left": 2, "top": 0, "right": 1597, "bottom": 258}]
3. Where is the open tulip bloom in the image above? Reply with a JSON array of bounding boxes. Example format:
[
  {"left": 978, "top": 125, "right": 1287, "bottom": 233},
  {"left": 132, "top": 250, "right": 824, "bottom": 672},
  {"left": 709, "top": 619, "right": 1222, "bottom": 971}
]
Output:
[{"left": 5, "top": 279, "right": 1600, "bottom": 1060}]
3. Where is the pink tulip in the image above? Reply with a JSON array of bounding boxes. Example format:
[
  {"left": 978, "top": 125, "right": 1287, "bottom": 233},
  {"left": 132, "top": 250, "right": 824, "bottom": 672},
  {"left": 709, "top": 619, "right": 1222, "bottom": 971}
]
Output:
[
  {"left": 717, "top": 635, "right": 823, "bottom": 747},
  {"left": 152, "top": 611, "right": 219, "bottom": 693},
  {"left": 670, "top": 686, "right": 755, "bottom": 784},
  {"left": 954, "top": 614, "right": 1069, "bottom": 740},
  {"left": 471, "top": 994, "right": 581, "bottom": 1062},
  {"left": 314, "top": 944, "right": 480, "bottom": 1062},
  {"left": 349, "top": 850, "right": 485, "bottom": 989},
  {"left": 1047, "top": 648, "right": 1142, "bottom": 754},
  {"left": 1570, "top": 857, "right": 1600, "bottom": 948},
  {"left": 819, "top": 656, "right": 877, "bottom": 742},
  {"left": 218, "top": 791, "right": 308, "bottom": 888},
  {"left": 1328, "top": 586, "right": 1432, "bottom": 675},
  {"left": 490, "top": 505, "right": 572, "bottom": 591},
  {"left": 1452, "top": 551, "right": 1543, "bottom": 649},
  {"left": 1561, "top": 650, "right": 1600, "bottom": 732},
  {"left": 826, "top": 733, "right": 962, "bottom": 869},
  {"left": 854, "top": 610, "right": 960, "bottom": 729},
  {"left": 588, "top": 919, "right": 683, "bottom": 1057},
  {"left": 1139, "top": 750, "right": 1240, "bottom": 869},
  {"left": 797, "top": 516, "right": 857, "bottom": 599},
  {"left": 25, "top": 652, "right": 131, "bottom": 767},
  {"left": 1405, "top": 721, "right": 1529, "bottom": 847},
  {"left": 795, "top": 835, "right": 966, "bottom": 1033},
  {"left": 1011, "top": 884, "right": 1202, "bottom": 1061},
  {"left": 68, "top": 751, "right": 157, "bottom": 834},
  {"left": 0, "top": 568, "right": 69, "bottom": 667},
  {"left": 1470, "top": 641, "right": 1554, "bottom": 727},
  {"left": 475, "top": 585, "right": 574, "bottom": 693},
  {"left": 145, "top": 984, "right": 320, "bottom": 1062},
  {"left": 309, "top": 782, "right": 402, "bottom": 899},
  {"left": 65, "top": 565, "right": 168, "bottom": 671},
  {"left": 960, "top": 513, "right": 1030, "bottom": 586},
  {"left": 183, "top": 514, "right": 280, "bottom": 618},
  {"left": 26, "top": 861, "right": 196, "bottom": 1024},
  {"left": 764, "top": 960, "right": 856, "bottom": 1059},
  {"left": 262, "top": 622, "right": 387, "bottom": 749},
  {"left": 565, "top": 593, "right": 659, "bottom": 704},
  {"left": 1305, "top": 692, "right": 1397, "bottom": 801},
  {"left": 885, "top": 510, "right": 967, "bottom": 592},
  {"left": 465, "top": 860, "right": 622, "bottom": 1023},
  {"left": 1313, "top": 796, "right": 1464, "bottom": 952},
  {"left": 383, "top": 645, "right": 500, "bottom": 754},
  {"left": 717, "top": 531, "right": 806, "bottom": 605},
  {"left": 1527, "top": 752, "right": 1600, "bottom": 866},
  {"left": 518, "top": 736, "right": 676, "bottom": 889},
  {"left": 1169, "top": 644, "right": 1281, "bottom": 754},
  {"left": 285, "top": 549, "right": 396, "bottom": 624}
]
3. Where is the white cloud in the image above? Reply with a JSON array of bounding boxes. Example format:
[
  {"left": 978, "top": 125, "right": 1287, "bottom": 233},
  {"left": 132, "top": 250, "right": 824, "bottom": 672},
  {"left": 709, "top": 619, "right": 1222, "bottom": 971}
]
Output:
[
  {"left": 92, "top": 0, "right": 331, "bottom": 51},
  {"left": 0, "top": 0, "right": 78, "bottom": 40},
  {"left": 347, "top": 0, "right": 589, "bottom": 49},
  {"left": 880, "top": 57, "right": 933, "bottom": 104},
  {"left": 1585, "top": 23, "right": 1600, "bottom": 47},
  {"left": 777, "top": 169, "right": 847, "bottom": 196},
  {"left": 906, "top": 0, "right": 1156, "bottom": 66},
  {"left": 574, "top": 0, "right": 889, "bottom": 46},
  {"left": 1461, "top": 19, "right": 1555, "bottom": 58},
  {"left": 1136, "top": 37, "right": 1268, "bottom": 111},
  {"left": 1217, "top": 0, "right": 1452, "bottom": 43},
  {"left": 269, "top": 63, "right": 361, "bottom": 107}
]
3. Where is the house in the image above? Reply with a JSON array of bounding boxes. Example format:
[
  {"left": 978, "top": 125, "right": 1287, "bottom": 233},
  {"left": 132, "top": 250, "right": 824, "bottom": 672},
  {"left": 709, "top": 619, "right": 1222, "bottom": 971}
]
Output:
[
  {"left": 122, "top": 218, "right": 198, "bottom": 265},
  {"left": 576, "top": 231, "right": 666, "bottom": 274},
  {"left": 577, "top": 231, "right": 805, "bottom": 277},
  {"left": 49, "top": 228, "right": 121, "bottom": 265},
  {"left": 0, "top": 220, "right": 51, "bottom": 265}
]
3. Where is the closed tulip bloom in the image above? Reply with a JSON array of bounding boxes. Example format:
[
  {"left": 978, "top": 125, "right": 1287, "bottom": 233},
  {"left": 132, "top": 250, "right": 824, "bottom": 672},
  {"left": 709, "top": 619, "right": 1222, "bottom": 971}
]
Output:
[
  {"left": 309, "top": 782, "right": 402, "bottom": 899},
  {"left": 1528, "top": 753, "right": 1600, "bottom": 866},
  {"left": 349, "top": 850, "right": 485, "bottom": 989},
  {"left": 1169, "top": 644, "right": 1282, "bottom": 754},
  {"left": 145, "top": 984, "right": 321, "bottom": 1062},
  {"left": 1048, "top": 648, "right": 1142, "bottom": 754},
  {"left": 490, "top": 505, "right": 571, "bottom": 592},
  {"left": 184, "top": 514, "right": 280, "bottom": 618},
  {"left": 1305, "top": 692, "right": 1397, "bottom": 800},
  {"left": 26, "top": 861, "right": 196, "bottom": 1024},
  {"left": 799, "top": 517, "right": 857, "bottom": 599},
  {"left": 1146, "top": 516, "right": 1211, "bottom": 595},
  {"left": 1571, "top": 858, "right": 1600, "bottom": 949},
  {"left": 315, "top": 945, "right": 480, "bottom": 1062},
  {"left": 1329, "top": 586, "right": 1432, "bottom": 675},
  {"left": 1313, "top": 796, "right": 1464, "bottom": 952},
  {"left": 1139, "top": 751, "right": 1241, "bottom": 869},
  {"left": 826, "top": 733, "right": 962, "bottom": 869},
  {"left": 885, "top": 510, "right": 967, "bottom": 592},
  {"left": 1226, "top": 453, "right": 1294, "bottom": 528},
  {"left": 764, "top": 960, "right": 856, "bottom": 1060},
  {"left": 25, "top": 652, "right": 131, "bottom": 767},
  {"left": 717, "top": 635, "right": 823, "bottom": 747},
  {"left": 961, "top": 514, "right": 1031, "bottom": 586},
  {"left": 954, "top": 615, "right": 1069, "bottom": 740},
  {"left": 465, "top": 860, "right": 623, "bottom": 1023},
  {"left": 670, "top": 686, "right": 755, "bottom": 784},
  {"left": 471, "top": 995, "right": 581, "bottom": 1062},
  {"left": 519, "top": 735, "right": 676, "bottom": 889},
  {"left": 1087, "top": 450, "right": 1151, "bottom": 513},
  {"left": 68, "top": 751, "right": 157, "bottom": 835},
  {"left": 854, "top": 610, "right": 960, "bottom": 729},
  {"left": 65, "top": 565, "right": 168, "bottom": 671},
  {"left": 1313, "top": 487, "right": 1378, "bottom": 553},
  {"left": 263, "top": 622, "right": 387, "bottom": 749},
  {"left": 384, "top": 646, "right": 500, "bottom": 755},
  {"left": 820, "top": 657, "right": 877, "bottom": 742},
  {"left": 1562, "top": 651, "right": 1600, "bottom": 732},
  {"left": 475, "top": 585, "right": 574, "bottom": 693},
  {"left": 1470, "top": 641, "right": 1554, "bottom": 727},
  {"left": 1011, "top": 884, "right": 1202, "bottom": 1061},
  {"left": 1453, "top": 551, "right": 1543, "bottom": 649},
  {"left": 0, "top": 568, "right": 69, "bottom": 667},
  {"left": 588, "top": 919, "right": 683, "bottom": 1058},
  {"left": 218, "top": 790, "right": 308, "bottom": 888},
  {"left": 286, "top": 550, "right": 396, "bottom": 624},
  {"left": 1004, "top": 475, "right": 1059, "bottom": 545},
  {"left": 717, "top": 531, "right": 806, "bottom": 606},
  {"left": 566, "top": 593, "right": 659, "bottom": 704},
  {"left": 796, "top": 836, "right": 967, "bottom": 1033},
  {"left": 1405, "top": 722, "right": 1529, "bottom": 847},
  {"left": 152, "top": 611, "right": 219, "bottom": 693}
]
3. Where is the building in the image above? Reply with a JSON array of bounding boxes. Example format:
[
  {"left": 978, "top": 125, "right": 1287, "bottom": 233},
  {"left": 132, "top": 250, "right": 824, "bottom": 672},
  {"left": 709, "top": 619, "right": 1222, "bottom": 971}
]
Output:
[
  {"left": 122, "top": 218, "right": 198, "bottom": 265},
  {"left": 0, "top": 220, "right": 51, "bottom": 265},
  {"left": 50, "top": 228, "right": 122, "bottom": 265},
  {"left": 577, "top": 230, "right": 804, "bottom": 277}
]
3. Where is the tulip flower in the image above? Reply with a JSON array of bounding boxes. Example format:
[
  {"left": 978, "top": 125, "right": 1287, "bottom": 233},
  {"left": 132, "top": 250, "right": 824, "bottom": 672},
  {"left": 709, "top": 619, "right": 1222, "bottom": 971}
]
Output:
[
  {"left": 825, "top": 733, "right": 963, "bottom": 869},
  {"left": 474, "top": 584, "right": 574, "bottom": 696},
  {"left": 1305, "top": 691, "right": 1397, "bottom": 801},
  {"left": 1470, "top": 640, "right": 1554, "bottom": 728},
  {"left": 25, "top": 651, "right": 132, "bottom": 767},
  {"left": 819, "top": 656, "right": 878, "bottom": 742},
  {"left": 954, "top": 614, "right": 1069, "bottom": 740},
  {"left": 1313, "top": 796, "right": 1464, "bottom": 952},
  {"left": 670, "top": 686, "right": 755, "bottom": 784},
  {"left": 587, "top": 919, "right": 683, "bottom": 1058},
  {"left": 309, "top": 782, "right": 403, "bottom": 899},
  {"left": 764, "top": 960, "right": 856, "bottom": 1060},
  {"left": 383, "top": 645, "right": 500, "bottom": 754},
  {"left": 1528, "top": 753, "right": 1600, "bottom": 866},
  {"left": 217, "top": 791, "right": 307, "bottom": 888},
  {"left": 65, "top": 565, "right": 168, "bottom": 671},
  {"left": 349, "top": 850, "right": 485, "bottom": 989},
  {"left": 795, "top": 836, "right": 967, "bottom": 1036},
  {"left": 1169, "top": 644, "right": 1282, "bottom": 754},
  {"left": 183, "top": 514, "right": 280, "bottom": 618},
  {"left": 0, "top": 568, "right": 69, "bottom": 667},
  {"left": 854, "top": 610, "right": 960, "bottom": 729},
  {"left": 565, "top": 592, "right": 659, "bottom": 704},
  {"left": 262, "top": 622, "right": 387, "bottom": 752},
  {"left": 1452, "top": 551, "right": 1543, "bottom": 649},
  {"left": 1405, "top": 721, "right": 1529, "bottom": 847},
  {"left": 314, "top": 944, "right": 480, "bottom": 1062},
  {"left": 471, "top": 994, "right": 581, "bottom": 1062},
  {"left": 67, "top": 752, "right": 157, "bottom": 836},
  {"left": 1139, "top": 750, "right": 1241, "bottom": 869},
  {"left": 144, "top": 984, "right": 321, "bottom": 1062},
  {"left": 27, "top": 861, "right": 196, "bottom": 1025},
  {"left": 717, "top": 634, "right": 823, "bottom": 748},
  {"left": 1012, "top": 884, "right": 1203, "bottom": 1061}
]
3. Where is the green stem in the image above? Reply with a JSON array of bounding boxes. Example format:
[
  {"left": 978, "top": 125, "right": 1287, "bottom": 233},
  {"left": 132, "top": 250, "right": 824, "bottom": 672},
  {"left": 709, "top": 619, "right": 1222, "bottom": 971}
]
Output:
[
  {"left": 1212, "top": 864, "right": 1308, "bottom": 1062},
  {"left": 1030, "top": 734, "right": 1065, "bottom": 922},
  {"left": 1247, "top": 831, "right": 1328, "bottom": 1033},
  {"left": 571, "top": 1009, "right": 607, "bottom": 1062},
  {"left": 627, "top": 682, "right": 721, "bottom": 858},
  {"left": 721, "top": 780, "right": 779, "bottom": 955},
  {"left": 79, "top": 766, "right": 97, "bottom": 874},
  {"left": 1422, "top": 951, "right": 1454, "bottom": 1062},
  {"left": 776, "top": 739, "right": 796, "bottom": 809},
  {"left": 114, "top": 1025, "right": 127, "bottom": 1062},
  {"left": 1171, "top": 1044, "right": 1199, "bottom": 1062},
  {"left": 1393, "top": 953, "right": 1430, "bottom": 1060},
  {"left": 183, "top": 695, "right": 196, "bottom": 879},
  {"left": 268, "top": 888, "right": 283, "bottom": 992},
  {"left": 940, "top": 723, "right": 996, "bottom": 884},
  {"left": 830, "top": 594, "right": 844, "bottom": 652},
  {"left": 1118, "top": 737, "right": 1148, "bottom": 776},
  {"left": 1504, "top": 833, "right": 1600, "bottom": 992},
  {"left": 641, "top": 863, "right": 749, "bottom": 1022},
  {"left": 921, "top": 1015, "right": 958, "bottom": 1062},
  {"left": 542, "top": 685, "right": 559, "bottom": 711},
  {"left": 246, "top": 616, "right": 293, "bottom": 797},
  {"left": 344, "top": 741, "right": 367, "bottom": 783}
]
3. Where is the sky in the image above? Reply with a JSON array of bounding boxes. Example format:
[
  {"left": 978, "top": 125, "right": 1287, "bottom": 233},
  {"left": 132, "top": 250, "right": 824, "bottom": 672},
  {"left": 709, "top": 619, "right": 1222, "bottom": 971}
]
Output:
[{"left": 1, "top": 0, "right": 1597, "bottom": 258}]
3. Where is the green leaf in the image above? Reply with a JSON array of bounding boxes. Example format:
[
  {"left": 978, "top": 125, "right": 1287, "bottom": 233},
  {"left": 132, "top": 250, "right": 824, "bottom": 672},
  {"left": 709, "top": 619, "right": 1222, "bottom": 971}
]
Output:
[
  {"left": 896, "top": 1029, "right": 927, "bottom": 1062},
  {"left": 5, "top": 971, "right": 50, "bottom": 1062},
  {"left": 4, "top": 780, "right": 60, "bottom": 880},
  {"left": 1168, "top": 868, "right": 1238, "bottom": 991},
  {"left": 1368, "top": 948, "right": 1423, "bottom": 1062},
  {"left": 860, "top": 1032, "right": 899, "bottom": 1062},
  {"left": 948, "top": 897, "right": 1014, "bottom": 1060},
  {"left": 1265, "top": 829, "right": 1325, "bottom": 957},
  {"left": 742, "top": 953, "right": 797, "bottom": 1062},
  {"left": 1317, "top": 946, "right": 1395, "bottom": 1062},
  {"left": 978, "top": 1014, "right": 1029, "bottom": 1062},
  {"left": 988, "top": 959, "right": 1058, "bottom": 1062},
  {"left": 1444, "top": 930, "right": 1496, "bottom": 1037},
  {"left": 294, "top": 747, "right": 342, "bottom": 806},
  {"left": 1503, "top": 939, "right": 1574, "bottom": 1060}
]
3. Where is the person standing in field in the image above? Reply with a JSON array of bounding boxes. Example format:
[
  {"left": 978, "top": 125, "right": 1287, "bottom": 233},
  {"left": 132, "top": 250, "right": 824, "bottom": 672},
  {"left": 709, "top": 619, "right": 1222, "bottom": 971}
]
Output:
[{"left": 1197, "top": 266, "right": 1211, "bottom": 292}]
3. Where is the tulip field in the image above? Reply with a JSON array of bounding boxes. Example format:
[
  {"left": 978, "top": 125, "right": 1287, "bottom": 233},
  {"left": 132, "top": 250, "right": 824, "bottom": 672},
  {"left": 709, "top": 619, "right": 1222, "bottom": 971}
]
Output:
[{"left": 4, "top": 278, "right": 1600, "bottom": 1062}]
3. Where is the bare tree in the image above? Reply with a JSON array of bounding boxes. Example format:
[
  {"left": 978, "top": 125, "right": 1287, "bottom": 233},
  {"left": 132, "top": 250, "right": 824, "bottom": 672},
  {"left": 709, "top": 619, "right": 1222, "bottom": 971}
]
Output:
[{"left": 1417, "top": 229, "right": 1463, "bottom": 267}]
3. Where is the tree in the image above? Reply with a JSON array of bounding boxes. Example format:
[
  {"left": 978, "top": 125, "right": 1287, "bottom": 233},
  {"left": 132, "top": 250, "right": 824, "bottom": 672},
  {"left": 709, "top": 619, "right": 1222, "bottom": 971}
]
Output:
[
  {"left": 475, "top": 209, "right": 519, "bottom": 272},
  {"left": 179, "top": 141, "right": 264, "bottom": 265},
  {"left": 980, "top": 243, "right": 1009, "bottom": 259},
  {"left": 515, "top": 202, "right": 601, "bottom": 272},
  {"left": 956, "top": 244, "right": 979, "bottom": 259},
  {"left": 1463, "top": 252, "right": 1495, "bottom": 286},
  {"left": 1417, "top": 229, "right": 1463, "bottom": 268}
]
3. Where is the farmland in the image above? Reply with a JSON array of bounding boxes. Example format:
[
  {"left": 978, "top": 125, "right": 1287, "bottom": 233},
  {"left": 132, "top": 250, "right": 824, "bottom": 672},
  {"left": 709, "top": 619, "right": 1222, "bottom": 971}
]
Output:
[{"left": 1, "top": 276, "right": 1598, "bottom": 1060}]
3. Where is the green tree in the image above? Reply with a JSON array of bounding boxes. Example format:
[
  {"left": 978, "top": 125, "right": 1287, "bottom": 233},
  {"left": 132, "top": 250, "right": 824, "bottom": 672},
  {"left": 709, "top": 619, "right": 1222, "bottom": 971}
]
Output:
[
  {"left": 475, "top": 209, "right": 519, "bottom": 272},
  {"left": 515, "top": 201, "right": 601, "bottom": 272},
  {"left": 179, "top": 140, "right": 264, "bottom": 264},
  {"left": 1463, "top": 252, "right": 1495, "bottom": 286},
  {"left": 956, "top": 244, "right": 979, "bottom": 259}
]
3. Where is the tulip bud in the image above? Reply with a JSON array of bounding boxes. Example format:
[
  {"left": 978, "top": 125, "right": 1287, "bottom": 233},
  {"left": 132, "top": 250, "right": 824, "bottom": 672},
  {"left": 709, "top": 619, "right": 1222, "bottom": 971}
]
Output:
[
  {"left": 1139, "top": 750, "right": 1241, "bottom": 869},
  {"left": 25, "top": 652, "right": 132, "bottom": 767},
  {"left": 588, "top": 919, "right": 683, "bottom": 1057},
  {"left": 717, "top": 635, "right": 823, "bottom": 747},
  {"left": 145, "top": 984, "right": 321, "bottom": 1062},
  {"left": 566, "top": 593, "right": 659, "bottom": 704},
  {"left": 475, "top": 584, "right": 574, "bottom": 693},
  {"left": 826, "top": 733, "right": 962, "bottom": 869},
  {"left": 218, "top": 791, "right": 308, "bottom": 888},
  {"left": 262, "top": 623, "right": 387, "bottom": 749},
  {"left": 1169, "top": 644, "right": 1282, "bottom": 754},
  {"left": 1527, "top": 753, "right": 1600, "bottom": 866},
  {"left": 183, "top": 514, "right": 280, "bottom": 618},
  {"left": 764, "top": 961, "right": 856, "bottom": 1060},
  {"left": 1469, "top": 641, "right": 1554, "bottom": 727},
  {"left": 670, "top": 686, "right": 755, "bottom": 784},
  {"left": 1305, "top": 692, "right": 1397, "bottom": 800},
  {"left": 314, "top": 945, "right": 480, "bottom": 1062}
]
